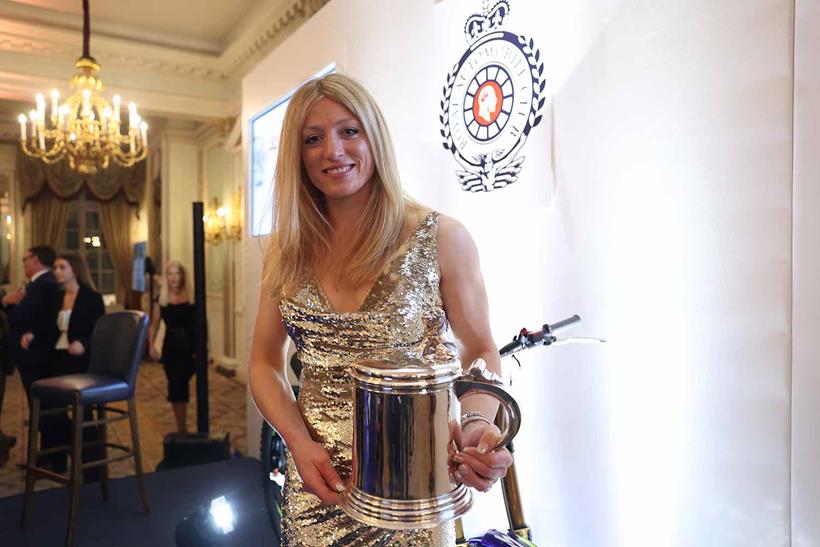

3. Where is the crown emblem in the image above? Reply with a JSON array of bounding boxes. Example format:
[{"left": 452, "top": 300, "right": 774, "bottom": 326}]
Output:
[
  {"left": 442, "top": 0, "right": 545, "bottom": 192},
  {"left": 464, "top": 0, "right": 510, "bottom": 42}
]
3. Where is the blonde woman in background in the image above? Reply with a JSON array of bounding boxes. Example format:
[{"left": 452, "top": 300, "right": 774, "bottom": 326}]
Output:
[
  {"left": 148, "top": 261, "right": 197, "bottom": 434},
  {"left": 248, "top": 74, "right": 513, "bottom": 546}
]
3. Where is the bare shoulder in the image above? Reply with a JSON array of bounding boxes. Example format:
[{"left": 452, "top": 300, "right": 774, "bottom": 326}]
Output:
[
  {"left": 437, "top": 214, "right": 480, "bottom": 276},
  {"left": 437, "top": 214, "right": 476, "bottom": 253}
]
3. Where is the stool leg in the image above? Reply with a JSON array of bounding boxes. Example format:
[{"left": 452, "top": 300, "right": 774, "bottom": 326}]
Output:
[
  {"left": 98, "top": 404, "right": 109, "bottom": 502},
  {"left": 65, "top": 395, "right": 83, "bottom": 547},
  {"left": 20, "top": 396, "right": 41, "bottom": 529},
  {"left": 127, "top": 398, "right": 149, "bottom": 515}
]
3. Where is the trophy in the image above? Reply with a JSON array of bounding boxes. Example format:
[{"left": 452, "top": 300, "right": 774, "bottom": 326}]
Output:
[{"left": 340, "top": 355, "right": 520, "bottom": 530}]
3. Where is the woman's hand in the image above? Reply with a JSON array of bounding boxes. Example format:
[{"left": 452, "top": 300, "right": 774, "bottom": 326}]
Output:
[
  {"left": 149, "top": 347, "right": 161, "bottom": 361},
  {"left": 453, "top": 422, "right": 513, "bottom": 492},
  {"left": 20, "top": 332, "right": 34, "bottom": 350},
  {"left": 289, "top": 438, "right": 345, "bottom": 505},
  {"left": 67, "top": 341, "right": 85, "bottom": 356}
]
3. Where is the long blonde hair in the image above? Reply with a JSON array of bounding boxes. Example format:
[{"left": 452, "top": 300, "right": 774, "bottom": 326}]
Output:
[
  {"left": 158, "top": 260, "right": 190, "bottom": 306},
  {"left": 263, "top": 73, "right": 418, "bottom": 298}
]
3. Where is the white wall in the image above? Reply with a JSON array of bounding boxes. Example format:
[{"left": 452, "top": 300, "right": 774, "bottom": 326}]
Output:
[
  {"left": 242, "top": 1, "right": 797, "bottom": 544},
  {"left": 792, "top": 1, "right": 819, "bottom": 546}
]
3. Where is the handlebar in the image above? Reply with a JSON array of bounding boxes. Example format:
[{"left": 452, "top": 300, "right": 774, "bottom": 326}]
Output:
[{"left": 499, "top": 314, "right": 582, "bottom": 358}]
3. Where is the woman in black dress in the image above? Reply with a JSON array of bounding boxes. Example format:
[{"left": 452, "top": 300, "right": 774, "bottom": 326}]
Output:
[{"left": 148, "top": 260, "right": 196, "bottom": 434}]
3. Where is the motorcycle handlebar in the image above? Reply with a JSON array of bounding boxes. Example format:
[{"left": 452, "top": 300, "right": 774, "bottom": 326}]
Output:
[
  {"left": 548, "top": 314, "right": 581, "bottom": 334},
  {"left": 499, "top": 315, "right": 582, "bottom": 358},
  {"left": 499, "top": 339, "right": 523, "bottom": 357}
]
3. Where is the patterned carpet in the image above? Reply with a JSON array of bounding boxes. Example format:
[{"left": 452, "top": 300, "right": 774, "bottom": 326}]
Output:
[{"left": 0, "top": 360, "right": 248, "bottom": 498}]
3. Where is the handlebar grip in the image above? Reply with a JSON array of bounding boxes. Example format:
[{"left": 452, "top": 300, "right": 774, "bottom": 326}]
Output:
[
  {"left": 548, "top": 315, "right": 581, "bottom": 334},
  {"left": 499, "top": 339, "right": 523, "bottom": 358}
]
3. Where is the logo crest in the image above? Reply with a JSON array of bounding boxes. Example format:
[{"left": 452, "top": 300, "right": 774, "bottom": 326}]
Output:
[{"left": 439, "top": 0, "right": 546, "bottom": 192}]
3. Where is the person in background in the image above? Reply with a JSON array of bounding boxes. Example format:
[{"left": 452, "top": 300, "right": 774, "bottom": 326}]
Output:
[
  {"left": 28, "top": 254, "right": 106, "bottom": 478},
  {"left": 50, "top": 254, "right": 106, "bottom": 375},
  {"left": 3, "top": 246, "right": 60, "bottom": 470},
  {"left": 148, "top": 260, "right": 196, "bottom": 434},
  {"left": 3, "top": 246, "right": 60, "bottom": 397},
  {"left": 0, "top": 304, "right": 15, "bottom": 467}
]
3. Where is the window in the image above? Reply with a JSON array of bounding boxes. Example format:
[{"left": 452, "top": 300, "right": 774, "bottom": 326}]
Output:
[{"left": 60, "top": 191, "right": 116, "bottom": 295}]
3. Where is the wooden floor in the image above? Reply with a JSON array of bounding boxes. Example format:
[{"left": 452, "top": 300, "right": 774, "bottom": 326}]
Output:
[{"left": 0, "top": 361, "right": 248, "bottom": 498}]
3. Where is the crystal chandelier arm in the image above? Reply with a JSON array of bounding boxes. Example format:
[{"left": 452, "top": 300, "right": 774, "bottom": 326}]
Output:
[{"left": 18, "top": 0, "right": 147, "bottom": 175}]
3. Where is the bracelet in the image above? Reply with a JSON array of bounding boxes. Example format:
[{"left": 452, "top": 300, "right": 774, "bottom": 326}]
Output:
[{"left": 460, "top": 411, "right": 493, "bottom": 429}]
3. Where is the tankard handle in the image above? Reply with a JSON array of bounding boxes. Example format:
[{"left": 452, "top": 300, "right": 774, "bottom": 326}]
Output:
[{"left": 453, "top": 380, "right": 521, "bottom": 451}]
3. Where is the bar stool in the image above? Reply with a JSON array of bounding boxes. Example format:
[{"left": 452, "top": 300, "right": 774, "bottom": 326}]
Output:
[{"left": 20, "top": 311, "right": 150, "bottom": 547}]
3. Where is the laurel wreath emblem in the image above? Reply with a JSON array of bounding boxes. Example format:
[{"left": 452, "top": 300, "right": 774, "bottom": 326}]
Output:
[{"left": 439, "top": 34, "right": 546, "bottom": 192}]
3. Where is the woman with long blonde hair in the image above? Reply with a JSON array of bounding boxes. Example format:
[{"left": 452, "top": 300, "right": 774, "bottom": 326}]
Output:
[
  {"left": 249, "top": 74, "right": 511, "bottom": 546},
  {"left": 148, "top": 260, "right": 196, "bottom": 433}
]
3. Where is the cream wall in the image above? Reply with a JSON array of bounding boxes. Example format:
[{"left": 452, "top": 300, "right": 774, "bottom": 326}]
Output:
[
  {"left": 158, "top": 121, "right": 244, "bottom": 369},
  {"left": 202, "top": 138, "right": 243, "bottom": 370},
  {"left": 161, "top": 123, "right": 199, "bottom": 282},
  {"left": 791, "top": 1, "right": 819, "bottom": 545},
  {"left": 242, "top": 0, "right": 798, "bottom": 545},
  {"left": 204, "top": 146, "right": 226, "bottom": 363}
]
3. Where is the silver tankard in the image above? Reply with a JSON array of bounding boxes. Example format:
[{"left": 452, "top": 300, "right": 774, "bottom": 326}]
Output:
[{"left": 339, "top": 356, "right": 521, "bottom": 530}]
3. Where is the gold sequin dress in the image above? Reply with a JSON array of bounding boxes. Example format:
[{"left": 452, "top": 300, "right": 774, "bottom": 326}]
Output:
[{"left": 279, "top": 211, "right": 456, "bottom": 547}]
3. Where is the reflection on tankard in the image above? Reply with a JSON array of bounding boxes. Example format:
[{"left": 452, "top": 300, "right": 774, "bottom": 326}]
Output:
[{"left": 339, "top": 356, "right": 521, "bottom": 530}]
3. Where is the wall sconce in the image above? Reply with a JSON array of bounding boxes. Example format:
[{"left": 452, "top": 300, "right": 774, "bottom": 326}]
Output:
[
  {"left": 203, "top": 195, "right": 242, "bottom": 245},
  {"left": 225, "top": 191, "right": 243, "bottom": 241}
]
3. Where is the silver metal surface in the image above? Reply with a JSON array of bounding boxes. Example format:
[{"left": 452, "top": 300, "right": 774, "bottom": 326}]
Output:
[
  {"left": 341, "top": 482, "right": 473, "bottom": 530},
  {"left": 341, "top": 356, "right": 521, "bottom": 529}
]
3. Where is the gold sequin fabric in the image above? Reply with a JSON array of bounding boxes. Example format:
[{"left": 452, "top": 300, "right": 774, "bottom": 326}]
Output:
[{"left": 279, "top": 211, "right": 456, "bottom": 547}]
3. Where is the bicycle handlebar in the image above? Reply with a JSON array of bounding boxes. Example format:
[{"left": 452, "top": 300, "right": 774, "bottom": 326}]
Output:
[{"left": 499, "top": 314, "right": 581, "bottom": 358}]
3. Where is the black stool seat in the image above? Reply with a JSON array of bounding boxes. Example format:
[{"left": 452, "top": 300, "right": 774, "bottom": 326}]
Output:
[
  {"left": 21, "top": 311, "right": 150, "bottom": 547},
  {"left": 31, "top": 374, "right": 132, "bottom": 405}
]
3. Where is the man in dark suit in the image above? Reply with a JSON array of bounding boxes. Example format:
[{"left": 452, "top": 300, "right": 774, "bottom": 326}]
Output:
[
  {"left": 2, "top": 246, "right": 61, "bottom": 470},
  {"left": 3, "top": 246, "right": 61, "bottom": 396}
]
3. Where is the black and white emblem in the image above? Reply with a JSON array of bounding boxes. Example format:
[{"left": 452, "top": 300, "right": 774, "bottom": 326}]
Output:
[{"left": 440, "top": 0, "right": 546, "bottom": 192}]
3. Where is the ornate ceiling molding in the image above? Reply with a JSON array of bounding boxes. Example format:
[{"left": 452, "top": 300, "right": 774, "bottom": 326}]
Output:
[
  {"left": 0, "top": 34, "right": 74, "bottom": 58},
  {"left": 222, "top": 0, "right": 330, "bottom": 78},
  {"left": 0, "top": 0, "right": 330, "bottom": 83}
]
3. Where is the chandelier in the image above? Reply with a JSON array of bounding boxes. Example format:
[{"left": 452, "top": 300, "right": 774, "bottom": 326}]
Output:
[{"left": 17, "top": 0, "right": 147, "bottom": 175}]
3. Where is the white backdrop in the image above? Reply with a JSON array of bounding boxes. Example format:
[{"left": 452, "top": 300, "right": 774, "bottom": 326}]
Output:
[
  {"left": 791, "top": 1, "right": 819, "bottom": 546},
  {"left": 242, "top": 1, "right": 800, "bottom": 545}
]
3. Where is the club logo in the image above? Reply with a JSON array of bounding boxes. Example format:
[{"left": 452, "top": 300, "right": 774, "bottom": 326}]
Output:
[{"left": 439, "top": 0, "right": 546, "bottom": 192}]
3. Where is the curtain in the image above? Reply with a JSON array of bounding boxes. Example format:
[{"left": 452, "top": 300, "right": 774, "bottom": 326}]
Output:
[
  {"left": 17, "top": 149, "right": 145, "bottom": 206},
  {"left": 151, "top": 170, "right": 162, "bottom": 265},
  {"left": 99, "top": 194, "right": 135, "bottom": 304},
  {"left": 29, "top": 193, "right": 69, "bottom": 250}
]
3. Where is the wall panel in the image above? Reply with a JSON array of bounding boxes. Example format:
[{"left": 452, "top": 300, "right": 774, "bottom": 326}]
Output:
[{"left": 243, "top": 1, "right": 795, "bottom": 544}]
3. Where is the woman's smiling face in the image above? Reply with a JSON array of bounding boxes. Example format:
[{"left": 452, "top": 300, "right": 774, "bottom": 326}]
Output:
[{"left": 300, "top": 97, "right": 375, "bottom": 206}]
